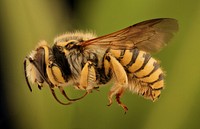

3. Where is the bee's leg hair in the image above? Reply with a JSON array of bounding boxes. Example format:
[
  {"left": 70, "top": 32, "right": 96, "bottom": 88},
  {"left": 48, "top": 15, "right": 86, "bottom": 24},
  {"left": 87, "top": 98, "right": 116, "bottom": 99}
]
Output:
[{"left": 78, "top": 61, "right": 96, "bottom": 93}]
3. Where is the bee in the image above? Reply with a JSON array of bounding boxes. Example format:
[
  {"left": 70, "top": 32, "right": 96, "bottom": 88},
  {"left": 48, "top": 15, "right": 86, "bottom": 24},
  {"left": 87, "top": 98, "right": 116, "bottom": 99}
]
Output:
[{"left": 24, "top": 18, "right": 178, "bottom": 112}]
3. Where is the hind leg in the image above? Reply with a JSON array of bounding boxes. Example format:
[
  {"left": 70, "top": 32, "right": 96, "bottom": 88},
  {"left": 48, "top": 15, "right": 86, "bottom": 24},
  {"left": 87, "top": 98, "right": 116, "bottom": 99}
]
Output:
[
  {"left": 105, "top": 53, "right": 128, "bottom": 111},
  {"left": 108, "top": 83, "right": 128, "bottom": 112}
]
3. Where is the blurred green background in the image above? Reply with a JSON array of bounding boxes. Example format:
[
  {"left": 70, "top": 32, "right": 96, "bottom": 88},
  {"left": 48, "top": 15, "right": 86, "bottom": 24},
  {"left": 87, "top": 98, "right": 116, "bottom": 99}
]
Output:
[{"left": 1, "top": 0, "right": 200, "bottom": 129}]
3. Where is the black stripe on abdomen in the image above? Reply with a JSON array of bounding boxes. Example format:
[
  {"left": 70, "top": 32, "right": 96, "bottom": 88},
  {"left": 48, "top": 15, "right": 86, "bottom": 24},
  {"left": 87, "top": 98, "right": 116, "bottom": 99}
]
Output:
[
  {"left": 134, "top": 53, "right": 151, "bottom": 73},
  {"left": 126, "top": 50, "right": 146, "bottom": 73},
  {"left": 125, "top": 48, "right": 139, "bottom": 68}
]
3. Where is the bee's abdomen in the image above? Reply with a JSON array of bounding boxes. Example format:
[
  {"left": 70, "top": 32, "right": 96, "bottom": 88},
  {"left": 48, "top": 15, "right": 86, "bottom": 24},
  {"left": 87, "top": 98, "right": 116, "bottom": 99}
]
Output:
[{"left": 110, "top": 48, "right": 164, "bottom": 100}]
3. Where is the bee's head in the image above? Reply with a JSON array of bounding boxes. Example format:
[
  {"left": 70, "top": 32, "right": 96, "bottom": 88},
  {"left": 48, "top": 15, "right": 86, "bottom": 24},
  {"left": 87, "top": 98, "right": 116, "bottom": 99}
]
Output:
[
  {"left": 24, "top": 41, "right": 76, "bottom": 105},
  {"left": 24, "top": 41, "right": 52, "bottom": 91}
]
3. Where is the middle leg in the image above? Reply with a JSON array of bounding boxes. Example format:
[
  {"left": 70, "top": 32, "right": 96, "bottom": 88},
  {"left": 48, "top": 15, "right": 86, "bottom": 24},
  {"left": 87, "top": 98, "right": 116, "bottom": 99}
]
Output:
[{"left": 77, "top": 61, "right": 97, "bottom": 92}]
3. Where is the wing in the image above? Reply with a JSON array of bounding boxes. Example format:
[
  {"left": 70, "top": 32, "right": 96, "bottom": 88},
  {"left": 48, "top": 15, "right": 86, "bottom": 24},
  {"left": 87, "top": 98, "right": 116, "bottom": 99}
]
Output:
[{"left": 81, "top": 18, "right": 178, "bottom": 53}]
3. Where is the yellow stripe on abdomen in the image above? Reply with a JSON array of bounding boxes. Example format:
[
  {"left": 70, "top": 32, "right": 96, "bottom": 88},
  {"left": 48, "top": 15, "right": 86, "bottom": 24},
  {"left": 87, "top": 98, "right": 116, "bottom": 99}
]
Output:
[
  {"left": 127, "top": 51, "right": 146, "bottom": 73},
  {"left": 120, "top": 50, "right": 133, "bottom": 66},
  {"left": 150, "top": 80, "right": 164, "bottom": 90},
  {"left": 134, "top": 58, "right": 157, "bottom": 78},
  {"left": 140, "top": 68, "right": 163, "bottom": 83}
]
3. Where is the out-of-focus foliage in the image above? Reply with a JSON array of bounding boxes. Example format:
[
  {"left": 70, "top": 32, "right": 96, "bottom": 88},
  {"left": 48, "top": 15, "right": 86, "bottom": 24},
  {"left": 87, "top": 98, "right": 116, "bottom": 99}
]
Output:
[{"left": 1, "top": 0, "right": 200, "bottom": 129}]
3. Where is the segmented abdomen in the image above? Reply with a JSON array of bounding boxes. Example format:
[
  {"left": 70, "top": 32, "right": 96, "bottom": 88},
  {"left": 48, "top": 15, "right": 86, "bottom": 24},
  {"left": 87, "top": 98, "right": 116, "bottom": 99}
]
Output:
[{"left": 109, "top": 48, "right": 164, "bottom": 101}]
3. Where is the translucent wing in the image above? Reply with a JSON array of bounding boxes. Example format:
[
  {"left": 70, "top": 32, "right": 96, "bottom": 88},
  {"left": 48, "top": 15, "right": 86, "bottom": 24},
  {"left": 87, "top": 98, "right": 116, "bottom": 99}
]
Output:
[{"left": 81, "top": 18, "right": 178, "bottom": 53}]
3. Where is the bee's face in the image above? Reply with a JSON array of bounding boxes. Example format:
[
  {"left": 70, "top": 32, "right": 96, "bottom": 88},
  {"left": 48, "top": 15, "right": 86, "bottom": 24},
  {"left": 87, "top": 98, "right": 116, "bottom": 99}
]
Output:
[
  {"left": 24, "top": 41, "right": 54, "bottom": 91},
  {"left": 25, "top": 47, "right": 45, "bottom": 88}
]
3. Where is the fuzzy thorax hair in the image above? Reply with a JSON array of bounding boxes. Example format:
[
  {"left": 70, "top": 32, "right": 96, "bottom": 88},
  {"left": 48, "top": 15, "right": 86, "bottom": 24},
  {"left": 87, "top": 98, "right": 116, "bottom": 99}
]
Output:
[{"left": 54, "top": 31, "right": 97, "bottom": 43}]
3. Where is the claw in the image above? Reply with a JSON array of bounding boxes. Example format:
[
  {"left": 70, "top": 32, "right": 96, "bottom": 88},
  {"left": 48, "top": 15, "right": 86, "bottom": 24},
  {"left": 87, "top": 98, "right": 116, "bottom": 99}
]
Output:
[
  {"left": 107, "top": 90, "right": 114, "bottom": 106},
  {"left": 93, "top": 86, "right": 100, "bottom": 91},
  {"left": 116, "top": 93, "right": 128, "bottom": 113},
  {"left": 107, "top": 97, "right": 113, "bottom": 106},
  {"left": 50, "top": 88, "right": 72, "bottom": 105}
]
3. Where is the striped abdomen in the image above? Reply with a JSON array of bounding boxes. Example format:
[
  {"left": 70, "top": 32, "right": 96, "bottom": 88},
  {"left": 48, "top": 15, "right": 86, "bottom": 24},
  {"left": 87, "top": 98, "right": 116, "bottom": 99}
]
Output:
[{"left": 109, "top": 48, "right": 164, "bottom": 101}]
